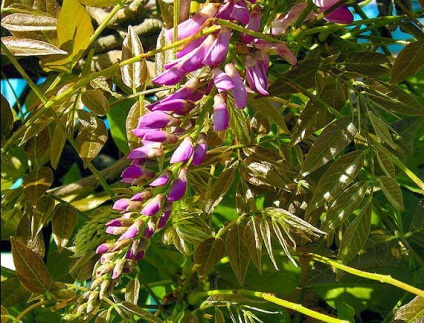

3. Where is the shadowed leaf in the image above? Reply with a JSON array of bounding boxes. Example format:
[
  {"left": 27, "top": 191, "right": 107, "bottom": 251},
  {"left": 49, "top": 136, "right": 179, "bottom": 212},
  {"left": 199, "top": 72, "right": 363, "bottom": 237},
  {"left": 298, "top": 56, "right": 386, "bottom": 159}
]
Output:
[
  {"left": 81, "top": 90, "right": 110, "bottom": 116},
  {"left": 391, "top": 40, "right": 424, "bottom": 83},
  {"left": 1, "top": 278, "right": 30, "bottom": 307},
  {"left": 11, "top": 237, "right": 52, "bottom": 293},
  {"left": 343, "top": 51, "right": 390, "bottom": 77},
  {"left": 1, "top": 94, "right": 13, "bottom": 137},
  {"left": 121, "top": 301, "right": 163, "bottom": 323},
  {"left": 23, "top": 167, "right": 53, "bottom": 206},
  {"left": 244, "top": 218, "right": 262, "bottom": 273},
  {"left": 226, "top": 223, "right": 250, "bottom": 286},
  {"left": 194, "top": 237, "right": 225, "bottom": 278},
  {"left": 125, "top": 278, "right": 141, "bottom": 305},
  {"left": 379, "top": 176, "right": 405, "bottom": 211}
]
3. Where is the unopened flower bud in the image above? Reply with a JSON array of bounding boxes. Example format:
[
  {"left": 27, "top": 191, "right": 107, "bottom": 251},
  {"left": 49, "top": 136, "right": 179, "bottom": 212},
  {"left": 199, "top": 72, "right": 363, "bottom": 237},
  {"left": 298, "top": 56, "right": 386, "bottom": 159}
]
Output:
[
  {"left": 167, "top": 168, "right": 187, "bottom": 202},
  {"left": 141, "top": 194, "right": 165, "bottom": 216},
  {"left": 192, "top": 133, "right": 208, "bottom": 166},
  {"left": 149, "top": 170, "right": 172, "bottom": 187},
  {"left": 170, "top": 136, "right": 193, "bottom": 164},
  {"left": 213, "top": 94, "right": 229, "bottom": 131}
]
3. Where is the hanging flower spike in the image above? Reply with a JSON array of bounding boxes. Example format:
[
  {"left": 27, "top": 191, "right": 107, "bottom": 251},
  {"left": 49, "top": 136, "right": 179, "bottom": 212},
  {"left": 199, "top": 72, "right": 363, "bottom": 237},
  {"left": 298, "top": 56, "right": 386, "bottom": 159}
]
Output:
[
  {"left": 141, "top": 194, "right": 165, "bottom": 216},
  {"left": 203, "top": 26, "right": 232, "bottom": 66},
  {"left": 313, "top": 0, "right": 354, "bottom": 24},
  {"left": 213, "top": 94, "right": 230, "bottom": 131},
  {"left": 192, "top": 133, "right": 208, "bottom": 166},
  {"left": 119, "top": 219, "right": 144, "bottom": 240},
  {"left": 170, "top": 136, "right": 194, "bottom": 164},
  {"left": 254, "top": 40, "right": 298, "bottom": 66},
  {"left": 151, "top": 99, "right": 195, "bottom": 115},
  {"left": 225, "top": 63, "right": 248, "bottom": 108},
  {"left": 167, "top": 167, "right": 188, "bottom": 202}
]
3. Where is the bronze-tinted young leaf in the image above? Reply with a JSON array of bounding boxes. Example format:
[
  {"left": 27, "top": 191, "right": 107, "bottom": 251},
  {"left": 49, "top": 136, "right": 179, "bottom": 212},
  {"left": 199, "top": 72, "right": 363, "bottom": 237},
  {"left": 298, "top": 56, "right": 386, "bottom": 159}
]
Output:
[
  {"left": 23, "top": 167, "right": 53, "bottom": 206},
  {"left": 120, "top": 301, "right": 163, "bottom": 323},
  {"left": 1, "top": 278, "right": 30, "bottom": 307},
  {"left": 157, "top": 0, "right": 174, "bottom": 29},
  {"left": 203, "top": 166, "right": 237, "bottom": 214},
  {"left": 126, "top": 101, "right": 147, "bottom": 150},
  {"left": 379, "top": 176, "right": 405, "bottom": 211},
  {"left": 321, "top": 181, "right": 369, "bottom": 232},
  {"left": 316, "top": 75, "right": 348, "bottom": 111},
  {"left": 376, "top": 151, "right": 395, "bottom": 178},
  {"left": 301, "top": 117, "right": 358, "bottom": 176},
  {"left": 50, "top": 282, "right": 76, "bottom": 301},
  {"left": 368, "top": 111, "right": 396, "bottom": 149},
  {"left": 1, "top": 37, "right": 67, "bottom": 56},
  {"left": 1, "top": 94, "right": 13, "bottom": 137},
  {"left": 155, "top": 28, "right": 174, "bottom": 75},
  {"left": 259, "top": 218, "right": 278, "bottom": 270},
  {"left": 249, "top": 96, "right": 290, "bottom": 134},
  {"left": 394, "top": 296, "right": 424, "bottom": 322},
  {"left": 270, "top": 218, "right": 296, "bottom": 266},
  {"left": 244, "top": 218, "right": 262, "bottom": 273},
  {"left": 194, "top": 237, "right": 225, "bottom": 278},
  {"left": 76, "top": 117, "right": 108, "bottom": 168},
  {"left": 121, "top": 26, "right": 149, "bottom": 90},
  {"left": 78, "top": 0, "right": 119, "bottom": 7},
  {"left": 291, "top": 100, "right": 333, "bottom": 146},
  {"left": 69, "top": 253, "right": 97, "bottom": 281},
  {"left": 338, "top": 200, "right": 372, "bottom": 264},
  {"left": 41, "top": 0, "right": 93, "bottom": 71},
  {"left": 229, "top": 106, "right": 251, "bottom": 145},
  {"left": 50, "top": 120, "right": 67, "bottom": 169},
  {"left": 19, "top": 109, "right": 55, "bottom": 146},
  {"left": 24, "top": 128, "right": 50, "bottom": 159},
  {"left": 52, "top": 203, "right": 78, "bottom": 252},
  {"left": 202, "top": 147, "right": 232, "bottom": 166},
  {"left": 32, "top": 195, "right": 55, "bottom": 237},
  {"left": 226, "top": 223, "right": 250, "bottom": 286},
  {"left": 10, "top": 237, "right": 52, "bottom": 293},
  {"left": 81, "top": 90, "right": 110, "bottom": 116},
  {"left": 342, "top": 51, "right": 390, "bottom": 77},
  {"left": 391, "top": 40, "right": 424, "bottom": 83},
  {"left": 245, "top": 160, "right": 287, "bottom": 190},
  {"left": 308, "top": 150, "right": 365, "bottom": 211},
  {"left": 215, "top": 307, "right": 225, "bottom": 323},
  {"left": 125, "top": 278, "right": 141, "bottom": 305},
  {"left": 364, "top": 81, "right": 424, "bottom": 116},
  {"left": 2, "top": 13, "right": 57, "bottom": 31}
]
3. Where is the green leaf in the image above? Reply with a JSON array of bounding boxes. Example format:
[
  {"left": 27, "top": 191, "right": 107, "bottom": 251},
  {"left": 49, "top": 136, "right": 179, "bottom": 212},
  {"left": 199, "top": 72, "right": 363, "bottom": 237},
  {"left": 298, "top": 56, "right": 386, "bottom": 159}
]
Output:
[
  {"left": 1, "top": 13, "right": 57, "bottom": 31},
  {"left": 1, "top": 94, "right": 14, "bottom": 137},
  {"left": 126, "top": 101, "right": 147, "bottom": 151},
  {"left": 23, "top": 167, "right": 53, "bottom": 206},
  {"left": 203, "top": 165, "right": 237, "bottom": 214},
  {"left": 317, "top": 75, "right": 348, "bottom": 111},
  {"left": 259, "top": 218, "right": 278, "bottom": 270},
  {"left": 301, "top": 117, "right": 358, "bottom": 176},
  {"left": 194, "top": 237, "right": 225, "bottom": 278},
  {"left": 78, "top": 0, "right": 120, "bottom": 7},
  {"left": 376, "top": 150, "right": 396, "bottom": 178},
  {"left": 24, "top": 128, "right": 50, "bottom": 159},
  {"left": 76, "top": 114, "right": 108, "bottom": 168},
  {"left": 120, "top": 301, "right": 163, "bottom": 323},
  {"left": 81, "top": 90, "right": 110, "bottom": 116},
  {"left": 69, "top": 253, "right": 97, "bottom": 281},
  {"left": 342, "top": 51, "right": 390, "bottom": 77},
  {"left": 11, "top": 237, "right": 52, "bottom": 293},
  {"left": 107, "top": 100, "right": 132, "bottom": 154},
  {"left": 368, "top": 111, "right": 396, "bottom": 149},
  {"left": 379, "top": 176, "right": 405, "bottom": 211},
  {"left": 321, "top": 181, "right": 369, "bottom": 232},
  {"left": 364, "top": 81, "right": 424, "bottom": 116},
  {"left": 1, "top": 278, "right": 30, "bottom": 307},
  {"left": 125, "top": 278, "right": 140, "bottom": 305},
  {"left": 226, "top": 223, "right": 250, "bottom": 286},
  {"left": 1, "top": 37, "right": 67, "bottom": 56},
  {"left": 338, "top": 200, "right": 372, "bottom": 264},
  {"left": 391, "top": 40, "right": 424, "bottom": 83},
  {"left": 308, "top": 150, "right": 365, "bottom": 211},
  {"left": 394, "top": 296, "right": 424, "bottom": 322},
  {"left": 49, "top": 281, "right": 76, "bottom": 301},
  {"left": 52, "top": 203, "right": 78, "bottom": 253},
  {"left": 244, "top": 218, "right": 262, "bottom": 273},
  {"left": 249, "top": 96, "right": 290, "bottom": 134},
  {"left": 121, "top": 26, "right": 149, "bottom": 90},
  {"left": 410, "top": 200, "right": 424, "bottom": 247},
  {"left": 291, "top": 100, "right": 333, "bottom": 146},
  {"left": 41, "top": 0, "right": 93, "bottom": 71}
]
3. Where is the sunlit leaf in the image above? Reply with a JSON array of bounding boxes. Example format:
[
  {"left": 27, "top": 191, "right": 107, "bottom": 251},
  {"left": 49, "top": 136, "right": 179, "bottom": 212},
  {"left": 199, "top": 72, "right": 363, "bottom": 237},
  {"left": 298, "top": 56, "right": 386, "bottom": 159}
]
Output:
[
  {"left": 229, "top": 106, "right": 251, "bottom": 145},
  {"left": 244, "top": 218, "right": 262, "bottom": 273},
  {"left": 32, "top": 195, "right": 55, "bottom": 236},
  {"left": 52, "top": 203, "right": 78, "bottom": 253},
  {"left": 368, "top": 111, "right": 396, "bottom": 149},
  {"left": 259, "top": 218, "right": 278, "bottom": 270},
  {"left": 155, "top": 28, "right": 174, "bottom": 75},
  {"left": 157, "top": 0, "right": 174, "bottom": 29},
  {"left": 376, "top": 150, "right": 395, "bottom": 178},
  {"left": 226, "top": 223, "right": 250, "bottom": 286},
  {"left": 24, "top": 128, "right": 50, "bottom": 159},
  {"left": 1, "top": 37, "right": 67, "bottom": 56},
  {"left": 126, "top": 101, "right": 147, "bottom": 150},
  {"left": 338, "top": 200, "right": 372, "bottom": 264},
  {"left": 249, "top": 96, "right": 290, "bottom": 134},
  {"left": 1, "top": 13, "right": 57, "bottom": 31},
  {"left": 245, "top": 160, "right": 288, "bottom": 190},
  {"left": 120, "top": 301, "right": 163, "bottom": 323},
  {"left": 203, "top": 165, "right": 237, "bottom": 214},
  {"left": 321, "top": 181, "right": 369, "bottom": 232},
  {"left": 69, "top": 253, "right": 98, "bottom": 281},
  {"left": 121, "top": 25, "right": 149, "bottom": 90},
  {"left": 50, "top": 281, "right": 76, "bottom": 301},
  {"left": 76, "top": 115, "right": 108, "bottom": 168},
  {"left": 50, "top": 120, "right": 67, "bottom": 169},
  {"left": 308, "top": 150, "right": 365, "bottom": 211},
  {"left": 301, "top": 117, "right": 358, "bottom": 176},
  {"left": 78, "top": 0, "right": 119, "bottom": 7},
  {"left": 391, "top": 40, "right": 424, "bottom": 83},
  {"left": 125, "top": 278, "right": 140, "bottom": 305},
  {"left": 81, "top": 90, "right": 110, "bottom": 116},
  {"left": 23, "top": 167, "right": 53, "bottom": 206},
  {"left": 394, "top": 296, "right": 424, "bottom": 322},
  {"left": 11, "top": 237, "right": 52, "bottom": 293},
  {"left": 194, "top": 237, "right": 225, "bottom": 278},
  {"left": 379, "top": 176, "right": 405, "bottom": 211}
]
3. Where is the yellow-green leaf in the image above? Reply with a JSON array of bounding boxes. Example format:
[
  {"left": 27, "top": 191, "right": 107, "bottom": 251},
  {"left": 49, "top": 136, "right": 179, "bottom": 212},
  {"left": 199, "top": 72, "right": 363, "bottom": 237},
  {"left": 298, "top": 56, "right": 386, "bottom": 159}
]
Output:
[
  {"left": 11, "top": 237, "right": 52, "bottom": 293},
  {"left": 81, "top": 90, "right": 110, "bottom": 116},
  {"left": 1, "top": 13, "right": 57, "bottom": 31},
  {"left": 126, "top": 101, "right": 147, "bottom": 150},
  {"left": 78, "top": 0, "right": 119, "bottom": 7},
  {"left": 23, "top": 167, "right": 53, "bottom": 206},
  {"left": 52, "top": 203, "right": 78, "bottom": 252},
  {"left": 50, "top": 120, "right": 67, "bottom": 169}
]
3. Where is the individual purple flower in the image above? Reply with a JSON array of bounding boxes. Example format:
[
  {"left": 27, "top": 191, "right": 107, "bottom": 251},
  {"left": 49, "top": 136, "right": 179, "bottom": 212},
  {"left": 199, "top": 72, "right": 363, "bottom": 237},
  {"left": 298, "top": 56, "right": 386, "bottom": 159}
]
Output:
[
  {"left": 213, "top": 67, "right": 235, "bottom": 93},
  {"left": 106, "top": 226, "right": 127, "bottom": 235},
  {"left": 168, "top": 168, "right": 188, "bottom": 202},
  {"left": 192, "top": 133, "right": 208, "bottom": 166},
  {"left": 230, "top": 0, "right": 250, "bottom": 24},
  {"left": 141, "top": 194, "right": 165, "bottom": 216},
  {"left": 170, "top": 136, "right": 194, "bottom": 163},
  {"left": 224, "top": 63, "right": 247, "bottom": 108},
  {"left": 203, "top": 26, "right": 232, "bottom": 66},
  {"left": 96, "top": 243, "right": 113, "bottom": 254},
  {"left": 245, "top": 53, "right": 269, "bottom": 95},
  {"left": 151, "top": 99, "right": 195, "bottom": 115},
  {"left": 241, "top": 5, "right": 262, "bottom": 43},
  {"left": 121, "top": 165, "right": 155, "bottom": 184},
  {"left": 136, "top": 111, "right": 180, "bottom": 130},
  {"left": 213, "top": 94, "right": 230, "bottom": 131},
  {"left": 128, "top": 143, "right": 164, "bottom": 160},
  {"left": 130, "top": 190, "right": 153, "bottom": 201},
  {"left": 141, "top": 130, "right": 178, "bottom": 144},
  {"left": 119, "top": 219, "right": 143, "bottom": 240},
  {"left": 112, "top": 259, "right": 126, "bottom": 279},
  {"left": 143, "top": 220, "right": 156, "bottom": 238},
  {"left": 112, "top": 199, "right": 142, "bottom": 212},
  {"left": 157, "top": 206, "right": 172, "bottom": 229},
  {"left": 149, "top": 170, "right": 172, "bottom": 187},
  {"left": 254, "top": 40, "right": 297, "bottom": 66},
  {"left": 166, "top": 3, "right": 220, "bottom": 41}
]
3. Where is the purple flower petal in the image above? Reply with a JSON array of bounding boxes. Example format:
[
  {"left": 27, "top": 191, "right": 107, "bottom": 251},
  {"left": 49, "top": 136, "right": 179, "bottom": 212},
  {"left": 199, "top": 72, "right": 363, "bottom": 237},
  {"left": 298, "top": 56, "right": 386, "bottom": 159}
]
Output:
[
  {"left": 128, "top": 143, "right": 164, "bottom": 160},
  {"left": 321, "top": 5, "right": 353, "bottom": 24},
  {"left": 150, "top": 170, "right": 172, "bottom": 187},
  {"left": 130, "top": 190, "right": 153, "bottom": 201},
  {"left": 170, "top": 136, "right": 193, "bottom": 164},
  {"left": 141, "top": 194, "right": 165, "bottom": 216},
  {"left": 203, "top": 27, "right": 232, "bottom": 66},
  {"left": 141, "top": 130, "right": 178, "bottom": 144},
  {"left": 230, "top": 0, "right": 250, "bottom": 24},
  {"left": 213, "top": 94, "right": 229, "bottom": 131},
  {"left": 213, "top": 67, "right": 235, "bottom": 92},
  {"left": 151, "top": 99, "right": 195, "bottom": 115},
  {"left": 192, "top": 133, "right": 208, "bottom": 166},
  {"left": 152, "top": 67, "right": 186, "bottom": 85},
  {"left": 225, "top": 63, "right": 248, "bottom": 108},
  {"left": 137, "top": 111, "right": 180, "bottom": 129},
  {"left": 246, "top": 55, "right": 269, "bottom": 95},
  {"left": 241, "top": 5, "right": 262, "bottom": 43},
  {"left": 167, "top": 168, "right": 187, "bottom": 202},
  {"left": 119, "top": 220, "right": 143, "bottom": 240},
  {"left": 96, "top": 243, "right": 111, "bottom": 254},
  {"left": 158, "top": 208, "right": 172, "bottom": 229}
]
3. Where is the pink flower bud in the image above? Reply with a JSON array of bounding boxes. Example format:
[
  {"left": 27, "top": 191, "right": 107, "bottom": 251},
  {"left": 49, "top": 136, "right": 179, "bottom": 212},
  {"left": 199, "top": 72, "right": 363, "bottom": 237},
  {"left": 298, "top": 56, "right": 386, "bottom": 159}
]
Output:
[
  {"left": 225, "top": 63, "right": 248, "bottom": 108},
  {"left": 203, "top": 26, "right": 232, "bottom": 66},
  {"left": 119, "top": 219, "right": 143, "bottom": 240},
  {"left": 96, "top": 243, "right": 112, "bottom": 254},
  {"left": 130, "top": 190, "right": 153, "bottom": 201},
  {"left": 128, "top": 143, "right": 164, "bottom": 160},
  {"left": 158, "top": 208, "right": 172, "bottom": 229}
]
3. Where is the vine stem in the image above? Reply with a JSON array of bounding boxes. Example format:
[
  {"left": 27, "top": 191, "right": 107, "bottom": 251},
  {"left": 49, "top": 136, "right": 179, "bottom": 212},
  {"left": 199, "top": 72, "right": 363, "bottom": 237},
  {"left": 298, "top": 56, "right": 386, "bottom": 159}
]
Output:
[
  {"left": 189, "top": 289, "right": 349, "bottom": 323},
  {"left": 306, "top": 253, "right": 424, "bottom": 298},
  {"left": 12, "top": 300, "right": 50, "bottom": 323}
]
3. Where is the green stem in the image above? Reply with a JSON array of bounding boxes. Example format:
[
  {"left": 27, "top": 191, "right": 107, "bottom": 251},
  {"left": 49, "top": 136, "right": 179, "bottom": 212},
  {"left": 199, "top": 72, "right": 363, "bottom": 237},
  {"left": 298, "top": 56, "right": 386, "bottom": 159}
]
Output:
[
  {"left": 12, "top": 300, "right": 51, "bottom": 323},
  {"left": 307, "top": 253, "right": 424, "bottom": 297},
  {"left": 190, "top": 289, "right": 349, "bottom": 323}
]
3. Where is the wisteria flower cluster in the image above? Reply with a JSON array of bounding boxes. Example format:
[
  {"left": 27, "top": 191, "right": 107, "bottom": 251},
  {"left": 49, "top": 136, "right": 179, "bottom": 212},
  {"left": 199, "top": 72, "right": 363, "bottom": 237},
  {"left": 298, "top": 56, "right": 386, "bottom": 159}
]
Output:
[{"left": 74, "top": 0, "right": 353, "bottom": 317}]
